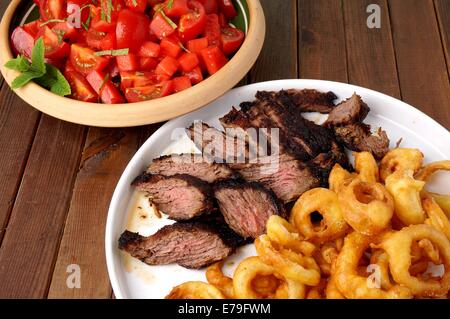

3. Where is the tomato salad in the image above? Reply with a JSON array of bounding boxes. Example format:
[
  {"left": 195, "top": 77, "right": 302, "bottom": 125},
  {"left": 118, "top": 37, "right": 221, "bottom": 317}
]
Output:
[{"left": 10, "top": 0, "right": 245, "bottom": 103}]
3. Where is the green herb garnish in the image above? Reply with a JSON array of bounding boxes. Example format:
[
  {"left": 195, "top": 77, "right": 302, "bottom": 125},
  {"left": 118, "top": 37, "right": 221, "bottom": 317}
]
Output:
[
  {"left": 156, "top": 5, "right": 177, "bottom": 29},
  {"left": 94, "top": 48, "right": 129, "bottom": 56},
  {"left": 80, "top": 4, "right": 93, "bottom": 31},
  {"left": 39, "top": 19, "right": 66, "bottom": 27},
  {"left": 132, "top": 0, "right": 138, "bottom": 6},
  {"left": 166, "top": 0, "right": 174, "bottom": 9},
  {"left": 106, "top": 0, "right": 113, "bottom": 23},
  {"left": 98, "top": 73, "right": 110, "bottom": 93},
  {"left": 4, "top": 38, "right": 71, "bottom": 96}
]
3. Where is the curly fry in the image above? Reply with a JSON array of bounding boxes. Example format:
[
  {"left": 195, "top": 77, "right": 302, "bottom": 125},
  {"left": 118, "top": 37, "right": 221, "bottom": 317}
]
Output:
[
  {"left": 329, "top": 164, "right": 356, "bottom": 193},
  {"left": 380, "top": 148, "right": 423, "bottom": 182},
  {"left": 166, "top": 281, "right": 225, "bottom": 299},
  {"left": 354, "top": 152, "right": 379, "bottom": 183},
  {"left": 422, "top": 196, "right": 450, "bottom": 241},
  {"left": 415, "top": 160, "right": 450, "bottom": 181},
  {"left": 206, "top": 262, "right": 234, "bottom": 298}
]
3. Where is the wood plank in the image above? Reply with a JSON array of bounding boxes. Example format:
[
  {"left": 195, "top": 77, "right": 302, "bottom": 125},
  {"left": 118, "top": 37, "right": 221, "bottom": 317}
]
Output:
[
  {"left": 0, "top": 116, "right": 86, "bottom": 298},
  {"left": 0, "top": 88, "right": 41, "bottom": 243},
  {"left": 389, "top": 0, "right": 450, "bottom": 129},
  {"left": 298, "top": 0, "right": 347, "bottom": 82},
  {"left": 343, "top": 0, "right": 400, "bottom": 97},
  {"left": 48, "top": 127, "right": 141, "bottom": 298},
  {"left": 435, "top": 0, "right": 450, "bottom": 74},
  {"left": 250, "top": 0, "right": 297, "bottom": 81}
]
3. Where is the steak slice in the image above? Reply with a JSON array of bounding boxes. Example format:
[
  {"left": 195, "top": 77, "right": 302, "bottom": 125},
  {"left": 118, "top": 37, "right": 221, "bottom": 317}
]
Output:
[
  {"left": 325, "top": 93, "right": 370, "bottom": 126},
  {"left": 334, "top": 124, "right": 390, "bottom": 159},
  {"left": 119, "top": 221, "right": 242, "bottom": 269},
  {"left": 236, "top": 153, "right": 320, "bottom": 203},
  {"left": 147, "top": 154, "right": 239, "bottom": 183},
  {"left": 132, "top": 173, "right": 214, "bottom": 220},
  {"left": 214, "top": 180, "right": 283, "bottom": 239},
  {"left": 255, "top": 89, "right": 338, "bottom": 113}
]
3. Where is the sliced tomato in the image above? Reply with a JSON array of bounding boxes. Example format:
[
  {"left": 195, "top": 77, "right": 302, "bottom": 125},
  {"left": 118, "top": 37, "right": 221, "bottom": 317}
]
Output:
[
  {"left": 125, "top": 0, "right": 147, "bottom": 12},
  {"left": 138, "top": 41, "right": 160, "bottom": 58},
  {"left": 11, "top": 26, "right": 35, "bottom": 58},
  {"left": 173, "top": 75, "right": 192, "bottom": 92},
  {"left": 198, "top": 0, "right": 218, "bottom": 14},
  {"left": 186, "top": 37, "right": 208, "bottom": 53},
  {"left": 150, "top": 12, "right": 177, "bottom": 39},
  {"left": 178, "top": 0, "right": 206, "bottom": 41},
  {"left": 218, "top": 0, "right": 237, "bottom": 20},
  {"left": 52, "top": 22, "right": 79, "bottom": 42},
  {"left": 182, "top": 65, "right": 203, "bottom": 84},
  {"left": 86, "top": 70, "right": 125, "bottom": 104},
  {"left": 200, "top": 45, "right": 227, "bottom": 75},
  {"left": 90, "top": 6, "right": 118, "bottom": 33},
  {"left": 65, "top": 60, "right": 76, "bottom": 73},
  {"left": 38, "top": 26, "right": 71, "bottom": 59},
  {"left": 116, "top": 8, "right": 150, "bottom": 52},
  {"left": 140, "top": 56, "right": 159, "bottom": 70},
  {"left": 163, "top": 0, "right": 189, "bottom": 18},
  {"left": 65, "top": 70, "right": 99, "bottom": 102},
  {"left": 116, "top": 53, "right": 140, "bottom": 71},
  {"left": 160, "top": 36, "right": 182, "bottom": 58},
  {"left": 156, "top": 56, "right": 179, "bottom": 79},
  {"left": 178, "top": 52, "right": 199, "bottom": 72},
  {"left": 204, "top": 14, "right": 220, "bottom": 46},
  {"left": 39, "top": 0, "right": 67, "bottom": 21},
  {"left": 124, "top": 81, "right": 173, "bottom": 102},
  {"left": 22, "top": 21, "right": 41, "bottom": 38},
  {"left": 220, "top": 27, "right": 244, "bottom": 55},
  {"left": 70, "top": 44, "right": 110, "bottom": 75},
  {"left": 120, "top": 70, "right": 157, "bottom": 89},
  {"left": 86, "top": 30, "right": 116, "bottom": 51}
]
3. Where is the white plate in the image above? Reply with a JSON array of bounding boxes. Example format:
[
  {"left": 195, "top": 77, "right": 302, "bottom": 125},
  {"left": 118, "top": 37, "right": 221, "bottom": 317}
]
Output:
[{"left": 105, "top": 79, "right": 450, "bottom": 299}]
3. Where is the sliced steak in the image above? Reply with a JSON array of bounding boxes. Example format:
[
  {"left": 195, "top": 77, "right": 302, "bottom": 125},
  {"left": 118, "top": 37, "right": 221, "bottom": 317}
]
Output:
[
  {"left": 214, "top": 180, "right": 283, "bottom": 239},
  {"left": 147, "top": 154, "right": 239, "bottom": 183},
  {"left": 256, "top": 89, "right": 338, "bottom": 113},
  {"left": 334, "top": 124, "right": 390, "bottom": 159},
  {"left": 119, "top": 222, "right": 242, "bottom": 269},
  {"left": 325, "top": 93, "right": 370, "bottom": 126},
  {"left": 220, "top": 90, "right": 335, "bottom": 161},
  {"left": 236, "top": 153, "right": 320, "bottom": 203},
  {"left": 132, "top": 173, "right": 214, "bottom": 220}
]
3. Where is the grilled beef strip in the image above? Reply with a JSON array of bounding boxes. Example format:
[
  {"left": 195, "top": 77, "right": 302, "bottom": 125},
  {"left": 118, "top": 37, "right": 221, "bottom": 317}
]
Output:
[
  {"left": 324, "top": 93, "right": 370, "bottom": 126},
  {"left": 119, "top": 221, "right": 242, "bottom": 269},
  {"left": 147, "top": 154, "right": 239, "bottom": 183},
  {"left": 324, "top": 93, "right": 390, "bottom": 159},
  {"left": 255, "top": 89, "right": 338, "bottom": 113},
  {"left": 213, "top": 180, "right": 284, "bottom": 239},
  {"left": 132, "top": 173, "right": 214, "bottom": 220},
  {"left": 334, "top": 124, "right": 390, "bottom": 160}
]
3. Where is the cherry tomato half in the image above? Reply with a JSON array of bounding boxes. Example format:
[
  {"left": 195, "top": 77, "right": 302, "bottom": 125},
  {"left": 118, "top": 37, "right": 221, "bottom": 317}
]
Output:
[
  {"left": 220, "top": 27, "right": 244, "bottom": 55},
  {"left": 124, "top": 81, "right": 173, "bottom": 102},
  {"left": 178, "top": 0, "right": 206, "bottom": 42},
  {"left": 65, "top": 70, "right": 99, "bottom": 102},
  {"left": 70, "top": 44, "right": 109, "bottom": 75}
]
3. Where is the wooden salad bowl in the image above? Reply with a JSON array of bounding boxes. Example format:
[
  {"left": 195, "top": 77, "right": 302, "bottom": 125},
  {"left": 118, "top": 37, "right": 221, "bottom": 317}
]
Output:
[{"left": 0, "top": 0, "right": 265, "bottom": 127}]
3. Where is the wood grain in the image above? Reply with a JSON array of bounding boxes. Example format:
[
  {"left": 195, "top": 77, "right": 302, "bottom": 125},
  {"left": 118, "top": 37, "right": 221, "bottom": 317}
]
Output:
[
  {"left": 435, "top": 0, "right": 450, "bottom": 74},
  {"left": 48, "top": 127, "right": 141, "bottom": 298},
  {"left": 298, "top": 0, "right": 348, "bottom": 82},
  {"left": 0, "top": 116, "right": 86, "bottom": 298},
  {"left": 389, "top": 0, "right": 450, "bottom": 129},
  {"left": 250, "top": 0, "right": 297, "bottom": 80},
  {"left": 343, "top": 0, "right": 400, "bottom": 97},
  {"left": 0, "top": 88, "right": 40, "bottom": 243}
]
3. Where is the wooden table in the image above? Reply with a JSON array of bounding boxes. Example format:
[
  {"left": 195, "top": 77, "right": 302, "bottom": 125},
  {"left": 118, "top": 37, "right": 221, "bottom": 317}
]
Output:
[{"left": 0, "top": 0, "right": 449, "bottom": 298}]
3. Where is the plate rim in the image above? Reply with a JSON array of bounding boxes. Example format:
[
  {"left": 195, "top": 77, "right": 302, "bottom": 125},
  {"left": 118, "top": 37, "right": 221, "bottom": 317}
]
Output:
[{"left": 105, "top": 78, "right": 450, "bottom": 299}]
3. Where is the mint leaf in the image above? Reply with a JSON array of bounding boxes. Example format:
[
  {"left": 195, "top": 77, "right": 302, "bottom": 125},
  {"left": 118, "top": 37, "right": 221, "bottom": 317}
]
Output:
[
  {"left": 46, "top": 64, "right": 71, "bottom": 96},
  {"left": 11, "top": 70, "right": 43, "bottom": 89},
  {"left": 4, "top": 55, "right": 31, "bottom": 72},
  {"left": 31, "top": 38, "right": 46, "bottom": 74}
]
